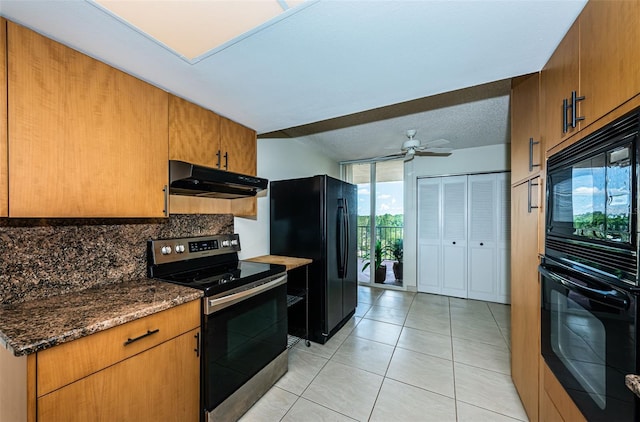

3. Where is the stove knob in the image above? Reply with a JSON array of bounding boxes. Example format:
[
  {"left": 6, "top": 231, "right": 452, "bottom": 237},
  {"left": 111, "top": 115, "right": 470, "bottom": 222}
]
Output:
[
  {"left": 231, "top": 239, "right": 239, "bottom": 246},
  {"left": 222, "top": 240, "right": 230, "bottom": 247},
  {"left": 175, "top": 244, "right": 185, "bottom": 253},
  {"left": 161, "top": 246, "right": 172, "bottom": 255}
]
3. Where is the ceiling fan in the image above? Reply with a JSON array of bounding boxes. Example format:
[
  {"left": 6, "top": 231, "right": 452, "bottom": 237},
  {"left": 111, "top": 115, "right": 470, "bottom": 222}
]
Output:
[{"left": 388, "top": 129, "right": 453, "bottom": 161}]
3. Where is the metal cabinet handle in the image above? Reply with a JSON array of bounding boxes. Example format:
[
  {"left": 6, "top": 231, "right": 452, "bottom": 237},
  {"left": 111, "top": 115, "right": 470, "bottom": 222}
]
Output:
[
  {"left": 194, "top": 332, "right": 200, "bottom": 357},
  {"left": 528, "top": 138, "right": 540, "bottom": 172},
  {"left": 163, "top": 185, "right": 168, "bottom": 217},
  {"left": 528, "top": 179, "right": 539, "bottom": 214},
  {"left": 124, "top": 329, "right": 160, "bottom": 346},
  {"left": 571, "top": 91, "right": 585, "bottom": 128},
  {"left": 562, "top": 98, "right": 570, "bottom": 133},
  {"left": 216, "top": 150, "right": 221, "bottom": 168}
]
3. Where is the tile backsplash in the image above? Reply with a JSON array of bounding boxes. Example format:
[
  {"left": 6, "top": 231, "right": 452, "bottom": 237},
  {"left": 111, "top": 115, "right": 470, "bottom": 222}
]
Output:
[{"left": 0, "top": 214, "right": 234, "bottom": 305}]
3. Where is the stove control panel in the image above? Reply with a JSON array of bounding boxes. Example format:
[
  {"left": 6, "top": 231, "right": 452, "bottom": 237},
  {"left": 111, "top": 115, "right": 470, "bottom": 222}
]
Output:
[{"left": 148, "top": 234, "right": 241, "bottom": 265}]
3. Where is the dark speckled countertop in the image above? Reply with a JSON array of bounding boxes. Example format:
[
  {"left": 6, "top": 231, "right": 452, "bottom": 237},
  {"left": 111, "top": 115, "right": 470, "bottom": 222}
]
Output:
[{"left": 0, "top": 279, "right": 202, "bottom": 356}]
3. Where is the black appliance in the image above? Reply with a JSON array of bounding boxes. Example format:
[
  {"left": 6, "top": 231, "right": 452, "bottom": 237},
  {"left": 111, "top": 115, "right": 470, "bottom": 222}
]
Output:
[
  {"left": 147, "top": 233, "right": 287, "bottom": 422},
  {"left": 169, "top": 160, "right": 268, "bottom": 199},
  {"left": 270, "top": 175, "right": 357, "bottom": 344},
  {"left": 541, "top": 107, "right": 640, "bottom": 421}
]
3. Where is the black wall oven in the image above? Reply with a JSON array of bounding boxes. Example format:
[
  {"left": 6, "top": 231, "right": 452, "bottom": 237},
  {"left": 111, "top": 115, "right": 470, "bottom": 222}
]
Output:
[{"left": 541, "top": 107, "right": 640, "bottom": 421}]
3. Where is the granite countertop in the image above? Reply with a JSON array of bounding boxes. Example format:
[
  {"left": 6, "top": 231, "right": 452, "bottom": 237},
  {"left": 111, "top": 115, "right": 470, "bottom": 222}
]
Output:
[
  {"left": 626, "top": 374, "right": 640, "bottom": 398},
  {"left": 246, "top": 255, "right": 313, "bottom": 271},
  {"left": 0, "top": 279, "right": 203, "bottom": 357}
]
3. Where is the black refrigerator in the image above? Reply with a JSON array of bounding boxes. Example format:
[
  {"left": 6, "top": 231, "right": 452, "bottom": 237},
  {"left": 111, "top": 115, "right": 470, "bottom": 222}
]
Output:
[{"left": 270, "top": 175, "right": 357, "bottom": 344}]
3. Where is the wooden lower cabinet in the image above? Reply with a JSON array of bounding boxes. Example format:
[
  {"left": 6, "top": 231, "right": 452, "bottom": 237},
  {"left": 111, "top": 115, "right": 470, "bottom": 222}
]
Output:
[
  {"left": 37, "top": 328, "right": 200, "bottom": 422},
  {"left": 511, "top": 178, "right": 541, "bottom": 421},
  {"left": 0, "top": 301, "right": 201, "bottom": 422},
  {"left": 540, "top": 359, "right": 586, "bottom": 422},
  {"left": 540, "top": 388, "right": 563, "bottom": 422}
]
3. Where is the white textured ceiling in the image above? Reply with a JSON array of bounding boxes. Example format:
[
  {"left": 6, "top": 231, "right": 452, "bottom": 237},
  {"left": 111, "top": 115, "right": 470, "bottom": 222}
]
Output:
[{"left": 0, "top": 0, "right": 587, "bottom": 162}]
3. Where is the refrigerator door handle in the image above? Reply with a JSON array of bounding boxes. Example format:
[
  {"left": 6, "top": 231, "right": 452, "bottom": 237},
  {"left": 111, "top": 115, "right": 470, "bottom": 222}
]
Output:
[
  {"left": 336, "top": 200, "right": 346, "bottom": 278},
  {"left": 343, "top": 198, "right": 350, "bottom": 278}
]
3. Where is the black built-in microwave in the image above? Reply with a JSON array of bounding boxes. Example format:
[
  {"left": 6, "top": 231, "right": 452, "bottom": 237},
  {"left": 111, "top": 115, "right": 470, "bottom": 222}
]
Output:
[{"left": 546, "top": 108, "right": 640, "bottom": 286}]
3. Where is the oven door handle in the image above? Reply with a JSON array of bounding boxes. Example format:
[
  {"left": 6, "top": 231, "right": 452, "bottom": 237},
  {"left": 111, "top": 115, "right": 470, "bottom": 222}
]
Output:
[
  {"left": 539, "top": 264, "right": 630, "bottom": 310},
  {"left": 206, "top": 274, "right": 287, "bottom": 314}
]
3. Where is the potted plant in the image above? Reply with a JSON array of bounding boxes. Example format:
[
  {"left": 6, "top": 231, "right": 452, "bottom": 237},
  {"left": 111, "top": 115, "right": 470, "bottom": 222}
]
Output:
[
  {"left": 391, "top": 238, "right": 403, "bottom": 281},
  {"left": 362, "top": 240, "right": 386, "bottom": 283}
]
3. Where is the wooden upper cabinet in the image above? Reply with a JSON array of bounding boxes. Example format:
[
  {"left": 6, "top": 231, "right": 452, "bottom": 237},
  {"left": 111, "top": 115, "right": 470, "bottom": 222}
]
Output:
[
  {"left": 7, "top": 22, "right": 169, "bottom": 218},
  {"left": 169, "top": 94, "right": 220, "bottom": 168},
  {"left": 169, "top": 94, "right": 256, "bottom": 176},
  {"left": 580, "top": 0, "right": 640, "bottom": 128},
  {"left": 540, "top": 18, "right": 580, "bottom": 152},
  {"left": 0, "top": 18, "right": 7, "bottom": 217},
  {"left": 220, "top": 116, "right": 257, "bottom": 176},
  {"left": 511, "top": 73, "right": 541, "bottom": 185}
]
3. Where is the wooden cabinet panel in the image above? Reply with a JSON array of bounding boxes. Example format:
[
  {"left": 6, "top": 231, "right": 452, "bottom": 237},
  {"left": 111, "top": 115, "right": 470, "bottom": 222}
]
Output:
[
  {"left": 511, "top": 73, "right": 541, "bottom": 184},
  {"left": 220, "top": 116, "right": 257, "bottom": 176},
  {"left": 542, "top": 361, "right": 586, "bottom": 422},
  {"left": 0, "top": 18, "right": 7, "bottom": 217},
  {"left": 511, "top": 179, "right": 540, "bottom": 421},
  {"left": 37, "top": 328, "right": 200, "bottom": 422},
  {"left": 540, "top": 389, "right": 564, "bottom": 422},
  {"left": 540, "top": 19, "right": 580, "bottom": 152},
  {"left": 169, "top": 94, "right": 220, "bottom": 168},
  {"left": 37, "top": 300, "right": 199, "bottom": 397},
  {"left": 7, "top": 22, "right": 168, "bottom": 218},
  {"left": 580, "top": 0, "right": 640, "bottom": 128}
]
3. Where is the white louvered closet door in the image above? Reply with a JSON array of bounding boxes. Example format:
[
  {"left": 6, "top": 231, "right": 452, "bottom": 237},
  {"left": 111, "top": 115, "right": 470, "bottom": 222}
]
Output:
[
  {"left": 441, "top": 176, "right": 468, "bottom": 298},
  {"left": 467, "top": 172, "right": 513, "bottom": 302},
  {"left": 467, "top": 174, "right": 497, "bottom": 301},
  {"left": 417, "top": 178, "right": 442, "bottom": 294},
  {"left": 497, "top": 173, "right": 511, "bottom": 303}
]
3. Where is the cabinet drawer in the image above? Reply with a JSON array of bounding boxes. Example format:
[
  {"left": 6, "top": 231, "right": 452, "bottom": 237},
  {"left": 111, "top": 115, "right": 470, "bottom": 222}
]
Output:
[{"left": 37, "top": 300, "right": 200, "bottom": 397}]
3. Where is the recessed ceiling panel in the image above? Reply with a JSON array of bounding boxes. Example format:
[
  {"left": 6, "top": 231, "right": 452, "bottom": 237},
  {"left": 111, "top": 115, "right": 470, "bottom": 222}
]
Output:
[{"left": 95, "top": 0, "right": 289, "bottom": 60}]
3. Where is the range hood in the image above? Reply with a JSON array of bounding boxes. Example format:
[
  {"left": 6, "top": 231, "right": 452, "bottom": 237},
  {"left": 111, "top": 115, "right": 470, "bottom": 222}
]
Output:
[{"left": 169, "top": 160, "right": 268, "bottom": 199}]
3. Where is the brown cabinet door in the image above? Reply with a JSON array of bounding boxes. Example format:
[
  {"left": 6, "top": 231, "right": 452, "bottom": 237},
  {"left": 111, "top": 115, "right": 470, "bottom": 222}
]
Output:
[
  {"left": 511, "top": 74, "right": 541, "bottom": 185},
  {"left": 511, "top": 179, "right": 540, "bottom": 421},
  {"left": 169, "top": 94, "right": 220, "bottom": 168},
  {"left": 220, "top": 116, "right": 257, "bottom": 176},
  {"left": 37, "top": 328, "right": 200, "bottom": 422},
  {"left": 7, "top": 22, "right": 168, "bottom": 218},
  {"left": 540, "top": 19, "right": 580, "bottom": 153},
  {"left": 0, "top": 18, "right": 7, "bottom": 217},
  {"left": 580, "top": 0, "right": 640, "bottom": 128}
]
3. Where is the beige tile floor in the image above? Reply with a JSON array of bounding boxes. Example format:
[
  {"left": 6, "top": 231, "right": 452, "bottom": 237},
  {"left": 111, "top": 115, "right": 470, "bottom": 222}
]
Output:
[{"left": 240, "top": 285, "right": 528, "bottom": 422}]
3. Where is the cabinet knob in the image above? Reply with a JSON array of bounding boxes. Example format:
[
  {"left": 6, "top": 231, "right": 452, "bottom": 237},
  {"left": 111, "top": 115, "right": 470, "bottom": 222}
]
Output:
[
  {"left": 452, "top": 241, "right": 456, "bottom": 245},
  {"left": 480, "top": 242, "right": 484, "bottom": 246}
]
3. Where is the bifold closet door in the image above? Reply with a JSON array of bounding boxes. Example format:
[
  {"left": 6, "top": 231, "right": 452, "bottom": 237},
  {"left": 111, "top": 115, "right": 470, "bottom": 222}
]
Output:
[
  {"left": 417, "top": 178, "right": 442, "bottom": 294},
  {"left": 417, "top": 175, "right": 467, "bottom": 297},
  {"left": 467, "top": 173, "right": 511, "bottom": 303}
]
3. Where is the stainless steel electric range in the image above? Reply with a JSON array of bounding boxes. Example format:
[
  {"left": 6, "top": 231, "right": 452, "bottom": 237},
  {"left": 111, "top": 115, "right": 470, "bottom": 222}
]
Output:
[{"left": 147, "top": 233, "right": 288, "bottom": 422}]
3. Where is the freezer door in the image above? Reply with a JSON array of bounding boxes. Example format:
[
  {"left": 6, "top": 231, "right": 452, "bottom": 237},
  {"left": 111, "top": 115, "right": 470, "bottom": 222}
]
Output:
[
  {"left": 342, "top": 181, "right": 358, "bottom": 318},
  {"left": 325, "top": 177, "right": 344, "bottom": 333}
]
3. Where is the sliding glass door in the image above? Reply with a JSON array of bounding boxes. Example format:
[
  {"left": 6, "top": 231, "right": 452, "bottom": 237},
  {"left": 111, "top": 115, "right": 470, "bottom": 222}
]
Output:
[{"left": 346, "top": 160, "right": 403, "bottom": 287}]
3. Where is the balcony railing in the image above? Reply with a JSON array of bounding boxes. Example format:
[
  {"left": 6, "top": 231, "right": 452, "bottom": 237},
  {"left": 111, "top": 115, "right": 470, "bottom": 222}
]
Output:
[{"left": 357, "top": 225, "right": 403, "bottom": 260}]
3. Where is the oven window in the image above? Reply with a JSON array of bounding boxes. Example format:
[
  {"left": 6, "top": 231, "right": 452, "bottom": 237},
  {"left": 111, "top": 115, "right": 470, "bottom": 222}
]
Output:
[
  {"left": 541, "top": 266, "right": 637, "bottom": 421},
  {"left": 548, "top": 143, "right": 632, "bottom": 244},
  {"left": 203, "top": 283, "right": 287, "bottom": 411},
  {"left": 550, "top": 289, "right": 606, "bottom": 409}
]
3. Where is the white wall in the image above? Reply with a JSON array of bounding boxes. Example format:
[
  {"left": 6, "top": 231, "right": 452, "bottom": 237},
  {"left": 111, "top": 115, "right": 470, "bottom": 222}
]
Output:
[
  {"left": 235, "top": 138, "right": 340, "bottom": 259},
  {"left": 403, "top": 143, "right": 511, "bottom": 291}
]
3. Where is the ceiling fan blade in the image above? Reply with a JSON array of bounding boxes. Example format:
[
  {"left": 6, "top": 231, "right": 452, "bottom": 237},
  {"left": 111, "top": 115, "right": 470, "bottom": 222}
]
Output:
[
  {"left": 416, "top": 147, "right": 453, "bottom": 155},
  {"left": 423, "top": 138, "right": 450, "bottom": 147}
]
